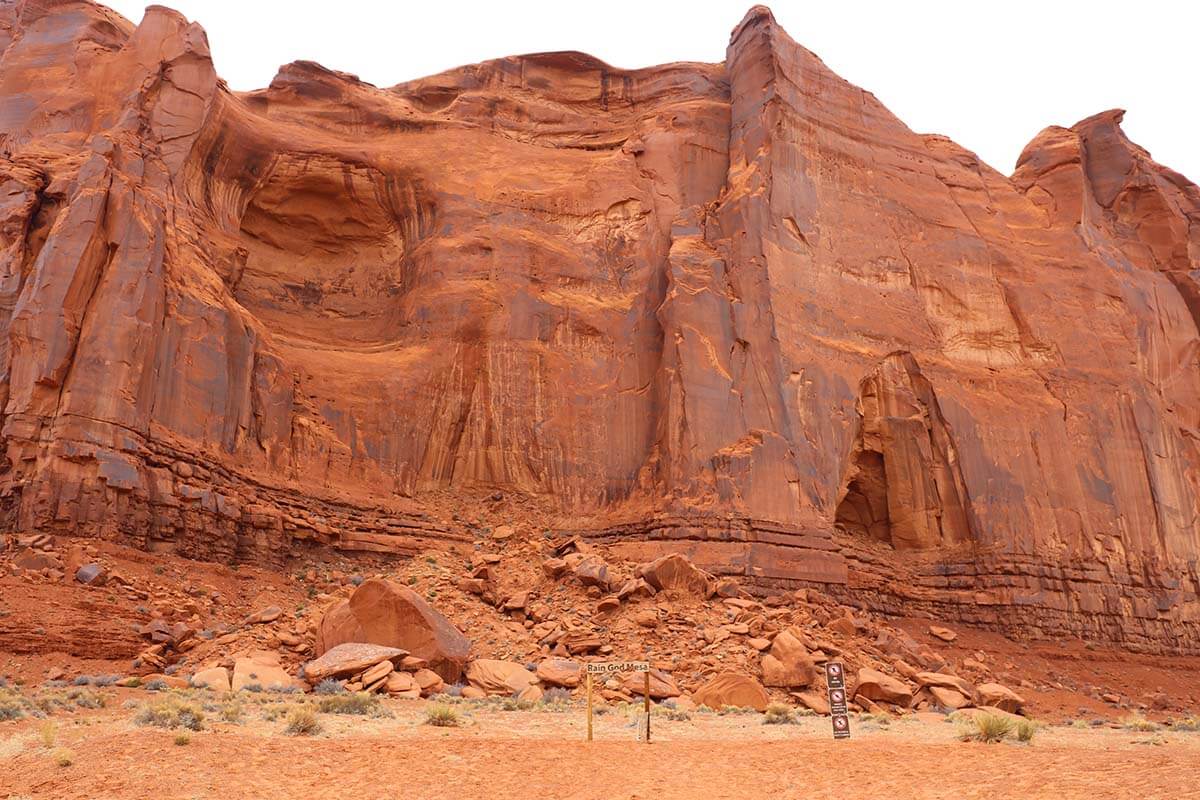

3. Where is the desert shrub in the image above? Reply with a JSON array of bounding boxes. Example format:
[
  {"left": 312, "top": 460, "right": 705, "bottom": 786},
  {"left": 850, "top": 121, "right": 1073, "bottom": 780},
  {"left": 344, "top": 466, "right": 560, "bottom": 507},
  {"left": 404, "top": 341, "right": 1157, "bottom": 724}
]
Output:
[
  {"left": 241, "top": 683, "right": 263, "bottom": 694},
  {"left": 959, "top": 711, "right": 1015, "bottom": 743},
  {"left": 317, "top": 692, "right": 379, "bottom": 716},
  {"left": 0, "top": 688, "right": 30, "bottom": 721},
  {"left": 67, "top": 689, "right": 105, "bottom": 709},
  {"left": 1170, "top": 716, "right": 1200, "bottom": 732},
  {"left": 143, "top": 679, "right": 168, "bottom": 692},
  {"left": 763, "top": 703, "right": 795, "bottom": 725},
  {"left": 541, "top": 687, "right": 573, "bottom": 705},
  {"left": 43, "top": 680, "right": 66, "bottom": 688},
  {"left": 1069, "top": 719, "right": 1089, "bottom": 729},
  {"left": 1016, "top": 719, "right": 1038, "bottom": 743},
  {"left": 72, "top": 676, "right": 92, "bottom": 687},
  {"left": 664, "top": 707, "right": 692, "bottom": 722},
  {"left": 442, "top": 683, "right": 464, "bottom": 698},
  {"left": 285, "top": 706, "right": 322, "bottom": 736},
  {"left": 52, "top": 747, "right": 74, "bottom": 767},
  {"left": 859, "top": 712, "right": 891, "bottom": 727},
  {"left": 1122, "top": 714, "right": 1159, "bottom": 732},
  {"left": 501, "top": 695, "right": 536, "bottom": 712},
  {"left": 220, "top": 698, "right": 245, "bottom": 724},
  {"left": 425, "top": 704, "right": 461, "bottom": 727},
  {"left": 134, "top": 696, "right": 205, "bottom": 731},
  {"left": 173, "top": 733, "right": 191, "bottom": 746},
  {"left": 39, "top": 721, "right": 57, "bottom": 748}
]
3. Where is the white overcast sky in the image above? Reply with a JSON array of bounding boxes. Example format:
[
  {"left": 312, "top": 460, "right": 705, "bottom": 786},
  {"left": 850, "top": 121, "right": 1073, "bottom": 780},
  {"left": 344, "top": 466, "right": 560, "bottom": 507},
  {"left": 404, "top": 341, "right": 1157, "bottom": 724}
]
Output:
[{"left": 104, "top": 0, "right": 1198, "bottom": 182}]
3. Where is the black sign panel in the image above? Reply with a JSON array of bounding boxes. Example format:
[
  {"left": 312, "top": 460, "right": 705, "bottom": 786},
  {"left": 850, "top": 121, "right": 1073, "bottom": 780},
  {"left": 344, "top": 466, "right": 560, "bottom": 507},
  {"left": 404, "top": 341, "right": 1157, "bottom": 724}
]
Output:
[
  {"left": 828, "top": 686, "right": 848, "bottom": 714},
  {"left": 824, "top": 661, "right": 845, "bottom": 689},
  {"left": 825, "top": 662, "right": 850, "bottom": 739}
]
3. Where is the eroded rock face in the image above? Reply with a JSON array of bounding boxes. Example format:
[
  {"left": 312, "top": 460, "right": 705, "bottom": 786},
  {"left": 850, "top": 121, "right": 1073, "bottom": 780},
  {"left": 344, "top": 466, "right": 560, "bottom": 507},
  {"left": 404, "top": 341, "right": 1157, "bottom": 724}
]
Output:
[{"left": 1, "top": 2, "right": 1198, "bottom": 653}]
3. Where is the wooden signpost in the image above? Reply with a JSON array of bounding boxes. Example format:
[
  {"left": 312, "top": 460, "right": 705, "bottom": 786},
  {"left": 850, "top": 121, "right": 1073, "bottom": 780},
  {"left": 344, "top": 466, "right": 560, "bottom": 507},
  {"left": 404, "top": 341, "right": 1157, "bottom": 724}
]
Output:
[
  {"left": 825, "top": 661, "right": 851, "bottom": 740},
  {"left": 585, "top": 661, "right": 651, "bottom": 742}
]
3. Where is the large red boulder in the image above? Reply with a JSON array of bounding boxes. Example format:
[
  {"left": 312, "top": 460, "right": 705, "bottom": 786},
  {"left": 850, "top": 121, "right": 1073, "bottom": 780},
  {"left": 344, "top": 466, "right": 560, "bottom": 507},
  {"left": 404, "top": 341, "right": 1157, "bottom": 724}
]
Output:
[
  {"left": 692, "top": 672, "right": 770, "bottom": 712},
  {"left": 636, "top": 554, "right": 713, "bottom": 597},
  {"left": 760, "top": 627, "right": 816, "bottom": 687},
  {"left": 316, "top": 579, "right": 471, "bottom": 682}
]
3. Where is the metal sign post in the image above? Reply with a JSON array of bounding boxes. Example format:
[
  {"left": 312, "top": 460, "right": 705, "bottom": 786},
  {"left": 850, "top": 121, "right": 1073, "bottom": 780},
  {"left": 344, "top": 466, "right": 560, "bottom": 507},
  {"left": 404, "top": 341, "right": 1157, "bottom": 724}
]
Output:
[
  {"left": 825, "top": 661, "right": 851, "bottom": 740},
  {"left": 585, "top": 661, "right": 651, "bottom": 742}
]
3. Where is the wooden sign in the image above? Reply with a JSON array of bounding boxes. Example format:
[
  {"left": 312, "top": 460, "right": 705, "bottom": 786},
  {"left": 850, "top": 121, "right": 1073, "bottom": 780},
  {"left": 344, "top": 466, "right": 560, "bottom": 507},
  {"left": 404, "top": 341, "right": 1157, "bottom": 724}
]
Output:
[
  {"left": 586, "top": 661, "right": 650, "bottom": 674},
  {"left": 585, "top": 661, "right": 652, "bottom": 743},
  {"left": 825, "top": 662, "right": 851, "bottom": 740}
]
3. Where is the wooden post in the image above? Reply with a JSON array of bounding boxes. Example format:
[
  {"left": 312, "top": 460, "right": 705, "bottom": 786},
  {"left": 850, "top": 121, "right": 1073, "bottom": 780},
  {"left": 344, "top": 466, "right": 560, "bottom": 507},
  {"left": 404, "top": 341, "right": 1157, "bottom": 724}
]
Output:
[
  {"left": 643, "top": 669, "right": 651, "bottom": 743},
  {"left": 586, "top": 671, "right": 593, "bottom": 742}
]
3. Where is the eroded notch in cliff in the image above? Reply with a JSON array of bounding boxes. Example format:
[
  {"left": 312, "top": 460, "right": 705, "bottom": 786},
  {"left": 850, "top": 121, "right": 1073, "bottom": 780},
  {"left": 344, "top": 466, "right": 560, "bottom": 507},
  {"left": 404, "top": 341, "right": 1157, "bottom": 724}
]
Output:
[{"left": 835, "top": 352, "right": 975, "bottom": 550}]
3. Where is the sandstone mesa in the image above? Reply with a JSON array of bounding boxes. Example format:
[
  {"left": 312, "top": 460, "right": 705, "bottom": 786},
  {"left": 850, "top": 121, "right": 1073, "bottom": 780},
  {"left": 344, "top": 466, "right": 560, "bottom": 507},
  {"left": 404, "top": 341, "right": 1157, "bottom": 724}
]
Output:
[{"left": 0, "top": 1, "right": 1197, "bottom": 657}]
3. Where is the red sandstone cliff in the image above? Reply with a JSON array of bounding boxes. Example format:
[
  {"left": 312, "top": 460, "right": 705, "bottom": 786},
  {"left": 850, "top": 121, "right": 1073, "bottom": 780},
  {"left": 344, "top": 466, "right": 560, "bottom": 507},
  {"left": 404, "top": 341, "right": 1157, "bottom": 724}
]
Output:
[{"left": 1, "top": 2, "right": 1197, "bottom": 652}]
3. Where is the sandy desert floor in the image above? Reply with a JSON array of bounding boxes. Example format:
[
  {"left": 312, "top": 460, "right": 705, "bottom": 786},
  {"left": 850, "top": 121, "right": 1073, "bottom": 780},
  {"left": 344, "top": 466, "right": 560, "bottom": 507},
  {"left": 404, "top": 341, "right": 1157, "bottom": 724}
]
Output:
[{"left": 2, "top": 690, "right": 1198, "bottom": 800}]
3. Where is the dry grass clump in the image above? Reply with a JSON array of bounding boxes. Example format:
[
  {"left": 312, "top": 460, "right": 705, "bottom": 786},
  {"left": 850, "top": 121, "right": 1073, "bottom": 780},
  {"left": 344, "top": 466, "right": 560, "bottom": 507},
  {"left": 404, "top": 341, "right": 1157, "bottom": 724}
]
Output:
[
  {"left": 317, "top": 691, "right": 379, "bottom": 716},
  {"left": 39, "top": 721, "right": 57, "bottom": 748},
  {"left": 285, "top": 706, "right": 322, "bottom": 736},
  {"left": 424, "top": 704, "right": 462, "bottom": 727},
  {"left": 763, "top": 703, "right": 795, "bottom": 725},
  {"left": 1121, "top": 714, "right": 1160, "bottom": 732},
  {"left": 219, "top": 698, "right": 245, "bottom": 724},
  {"left": 52, "top": 747, "right": 74, "bottom": 767},
  {"left": 0, "top": 687, "right": 31, "bottom": 721},
  {"left": 958, "top": 711, "right": 1015, "bottom": 743},
  {"left": 133, "top": 696, "right": 205, "bottom": 731},
  {"left": 1015, "top": 718, "right": 1038, "bottom": 743},
  {"left": 173, "top": 733, "right": 191, "bottom": 746}
]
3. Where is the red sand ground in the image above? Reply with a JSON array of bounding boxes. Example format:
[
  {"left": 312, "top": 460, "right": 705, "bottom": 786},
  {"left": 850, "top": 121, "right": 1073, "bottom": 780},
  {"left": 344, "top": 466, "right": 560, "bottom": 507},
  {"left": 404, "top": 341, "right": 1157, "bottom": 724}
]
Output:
[{"left": 1, "top": 697, "right": 1197, "bottom": 800}]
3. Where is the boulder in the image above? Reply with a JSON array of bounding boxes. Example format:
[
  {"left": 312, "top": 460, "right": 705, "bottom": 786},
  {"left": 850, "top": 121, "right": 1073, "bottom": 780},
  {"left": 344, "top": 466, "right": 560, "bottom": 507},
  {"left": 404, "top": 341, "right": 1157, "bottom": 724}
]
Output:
[
  {"left": 854, "top": 667, "right": 912, "bottom": 706},
  {"left": 313, "top": 579, "right": 471, "bottom": 682},
  {"left": 620, "top": 668, "right": 680, "bottom": 699},
  {"left": 916, "top": 671, "right": 974, "bottom": 696},
  {"left": 517, "top": 684, "right": 544, "bottom": 703},
  {"left": 413, "top": 668, "right": 445, "bottom": 696},
  {"left": 385, "top": 671, "right": 418, "bottom": 695},
  {"left": 975, "top": 682, "right": 1025, "bottom": 713},
  {"left": 314, "top": 599, "right": 365, "bottom": 655},
  {"left": 927, "top": 685, "right": 971, "bottom": 709},
  {"left": 244, "top": 606, "right": 282, "bottom": 625},
  {"left": 572, "top": 555, "right": 612, "bottom": 591},
  {"left": 792, "top": 689, "right": 831, "bottom": 715},
  {"left": 536, "top": 658, "right": 582, "bottom": 688},
  {"left": 74, "top": 563, "right": 107, "bottom": 586},
  {"left": 636, "top": 554, "right": 712, "bottom": 597},
  {"left": 692, "top": 672, "right": 770, "bottom": 712},
  {"left": 929, "top": 625, "right": 958, "bottom": 642},
  {"left": 761, "top": 627, "right": 816, "bottom": 688},
  {"left": 466, "top": 659, "right": 538, "bottom": 695},
  {"left": 191, "top": 666, "right": 231, "bottom": 693},
  {"left": 303, "top": 643, "right": 408, "bottom": 683},
  {"left": 232, "top": 651, "right": 304, "bottom": 692},
  {"left": 14, "top": 548, "right": 61, "bottom": 572},
  {"left": 359, "top": 659, "right": 394, "bottom": 688}
]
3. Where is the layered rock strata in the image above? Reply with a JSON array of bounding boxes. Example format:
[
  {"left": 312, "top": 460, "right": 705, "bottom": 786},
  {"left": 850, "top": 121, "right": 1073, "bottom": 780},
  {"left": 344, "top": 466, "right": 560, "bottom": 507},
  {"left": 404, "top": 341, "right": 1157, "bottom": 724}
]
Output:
[{"left": 1, "top": 2, "right": 1197, "bottom": 651}]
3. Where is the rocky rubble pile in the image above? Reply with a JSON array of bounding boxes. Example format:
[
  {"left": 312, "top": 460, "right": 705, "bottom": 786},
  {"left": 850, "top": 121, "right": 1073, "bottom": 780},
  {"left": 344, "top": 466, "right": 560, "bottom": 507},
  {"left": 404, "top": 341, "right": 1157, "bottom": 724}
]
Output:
[{"left": 5, "top": 528, "right": 1184, "bottom": 719}]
